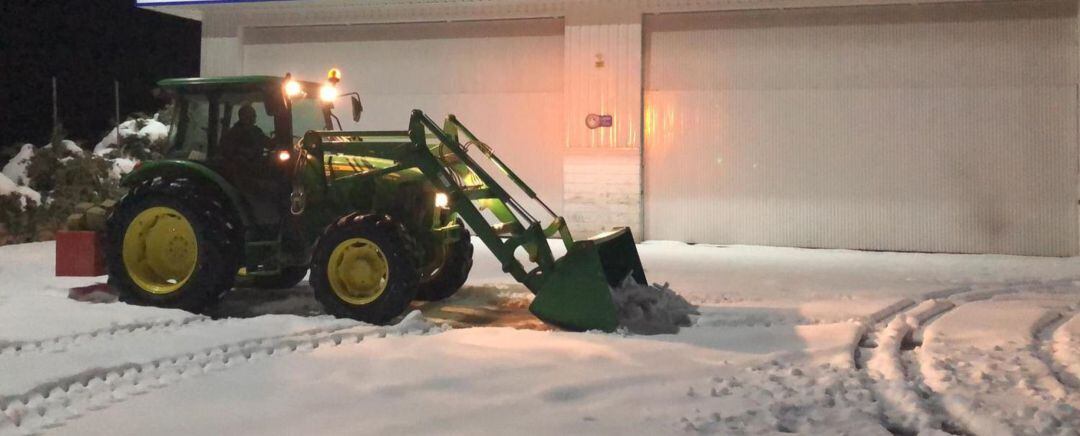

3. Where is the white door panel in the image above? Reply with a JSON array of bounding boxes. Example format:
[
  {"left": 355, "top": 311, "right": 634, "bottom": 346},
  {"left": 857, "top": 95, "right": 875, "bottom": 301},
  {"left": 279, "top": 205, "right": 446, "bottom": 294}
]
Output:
[{"left": 644, "top": 2, "right": 1078, "bottom": 255}]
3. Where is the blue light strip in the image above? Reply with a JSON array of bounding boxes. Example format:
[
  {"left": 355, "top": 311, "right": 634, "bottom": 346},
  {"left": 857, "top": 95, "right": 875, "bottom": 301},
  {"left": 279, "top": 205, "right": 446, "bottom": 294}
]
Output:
[{"left": 136, "top": 0, "right": 293, "bottom": 6}]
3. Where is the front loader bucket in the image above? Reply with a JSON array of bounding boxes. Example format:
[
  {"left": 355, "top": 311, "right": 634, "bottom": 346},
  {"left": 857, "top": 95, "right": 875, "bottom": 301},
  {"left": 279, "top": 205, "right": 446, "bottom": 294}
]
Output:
[{"left": 529, "top": 228, "right": 647, "bottom": 332}]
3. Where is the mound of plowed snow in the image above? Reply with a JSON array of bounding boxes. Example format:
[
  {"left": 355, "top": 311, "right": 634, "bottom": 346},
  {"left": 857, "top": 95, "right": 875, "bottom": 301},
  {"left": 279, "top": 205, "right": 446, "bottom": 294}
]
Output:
[{"left": 611, "top": 276, "right": 698, "bottom": 335}]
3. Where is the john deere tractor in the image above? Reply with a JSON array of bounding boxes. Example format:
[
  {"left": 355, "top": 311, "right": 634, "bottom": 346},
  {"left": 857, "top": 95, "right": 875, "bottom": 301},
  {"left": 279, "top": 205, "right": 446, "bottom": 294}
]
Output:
[{"left": 106, "top": 73, "right": 646, "bottom": 331}]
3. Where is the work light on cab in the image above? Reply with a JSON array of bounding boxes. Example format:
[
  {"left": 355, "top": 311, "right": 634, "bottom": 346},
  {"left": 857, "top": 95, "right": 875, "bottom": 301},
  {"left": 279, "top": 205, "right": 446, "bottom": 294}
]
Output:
[
  {"left": 283, "top": 73, "right": 303, "bottom": 98},
  {"left": 321, "top": 68, "right": 342, "bottom": 102},
  {"left": 319, "top": 84, "right": 338, "bottom": 102}
]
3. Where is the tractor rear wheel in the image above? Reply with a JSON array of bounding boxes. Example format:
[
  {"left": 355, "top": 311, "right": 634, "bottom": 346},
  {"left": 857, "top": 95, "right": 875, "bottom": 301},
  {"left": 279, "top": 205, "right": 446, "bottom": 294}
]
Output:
[
  {"left": 107, "top": 190, "right": 240, "bottom": 313},
  {"left": 310, "top": 214, "right": 418, "bottom": 325},
  {"left": 251, "top": 266, "right": 309, "bottom": 289},
  {"left": 415, "top": 223, "right": 473, "bottom": 301}
]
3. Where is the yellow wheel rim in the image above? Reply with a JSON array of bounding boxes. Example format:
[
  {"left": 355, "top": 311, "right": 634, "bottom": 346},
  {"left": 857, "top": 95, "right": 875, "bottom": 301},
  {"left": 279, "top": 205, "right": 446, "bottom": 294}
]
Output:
[
  {"left": 327, "top": 238, "right": 389, "bottom": 305},
  {"left": 122, "top": 207, "right": 198, "bottom": 295}
]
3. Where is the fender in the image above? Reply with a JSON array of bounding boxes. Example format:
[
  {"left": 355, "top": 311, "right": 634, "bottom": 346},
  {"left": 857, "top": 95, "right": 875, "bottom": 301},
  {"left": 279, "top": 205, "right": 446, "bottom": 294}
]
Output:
[{"left": 121, "top": 160, "right": 253, "bottom": 229}]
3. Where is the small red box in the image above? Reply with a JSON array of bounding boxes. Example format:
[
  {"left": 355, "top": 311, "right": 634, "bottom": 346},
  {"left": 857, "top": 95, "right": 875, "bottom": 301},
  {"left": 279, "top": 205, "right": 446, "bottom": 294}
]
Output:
[{"left": 56, "top": 231, "right": 106, "bottom": 277}]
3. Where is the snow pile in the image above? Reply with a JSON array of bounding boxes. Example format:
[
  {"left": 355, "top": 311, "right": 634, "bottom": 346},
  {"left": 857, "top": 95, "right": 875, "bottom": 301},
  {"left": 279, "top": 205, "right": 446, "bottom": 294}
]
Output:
[
  {"left": 2, "top": 143, "right": 34, "bottom": 185},
  {"left": 0, "top": 172, "right": 41, "bottom": 208},
  {"left": 610, "top": 275, "right": 697, "bottom": 334}
]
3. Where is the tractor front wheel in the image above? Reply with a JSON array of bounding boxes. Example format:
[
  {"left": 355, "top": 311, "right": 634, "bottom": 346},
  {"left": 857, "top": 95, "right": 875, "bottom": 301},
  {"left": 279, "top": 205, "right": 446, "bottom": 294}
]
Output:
[
  {"left": 310, "top": 214, "right": 418, "bottom": 325},
  {"left": 415, "top": 223, "right": 473, "bottom": 301}
]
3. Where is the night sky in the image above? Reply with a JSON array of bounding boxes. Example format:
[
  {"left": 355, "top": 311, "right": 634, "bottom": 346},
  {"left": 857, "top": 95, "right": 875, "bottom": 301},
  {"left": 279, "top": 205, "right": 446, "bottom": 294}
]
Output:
[{"left": 0, "top": 0, "right": 201, "bottom": 153}]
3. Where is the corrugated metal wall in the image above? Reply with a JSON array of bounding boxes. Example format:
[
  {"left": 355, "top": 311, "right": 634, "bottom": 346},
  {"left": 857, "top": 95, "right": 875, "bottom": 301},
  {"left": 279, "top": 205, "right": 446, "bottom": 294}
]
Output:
[
  {"left": 242, "top": 19, "right": 566, "bottom": 215},
  {"left": 643, "top": 1, "right": 1079, "bottom": 256}
]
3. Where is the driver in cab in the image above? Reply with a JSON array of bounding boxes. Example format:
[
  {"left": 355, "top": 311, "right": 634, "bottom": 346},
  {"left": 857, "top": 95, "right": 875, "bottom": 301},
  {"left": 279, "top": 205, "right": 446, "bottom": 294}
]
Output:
[
  {"left": 219, "top": 104, "right": 270, "bottom": 165},
  {"left": 217, "top": 104, "right": 288, "bottom": 215}
]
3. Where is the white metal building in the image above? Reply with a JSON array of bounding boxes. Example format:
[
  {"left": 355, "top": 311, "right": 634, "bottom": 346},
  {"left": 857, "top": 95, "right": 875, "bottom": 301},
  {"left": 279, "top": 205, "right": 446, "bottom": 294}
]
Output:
[{"left": 142, "top": 0, "right": 1080, "bottom": 256}]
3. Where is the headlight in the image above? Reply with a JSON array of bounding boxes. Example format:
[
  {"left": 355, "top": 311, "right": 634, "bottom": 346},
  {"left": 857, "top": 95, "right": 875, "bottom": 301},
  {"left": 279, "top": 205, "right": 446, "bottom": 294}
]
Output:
[
  {"left": 277, "top": 150, "right": 291, "bottom": 162},
  {"left": 284, "top": 80, "right": 303, "bottom": 98},
  {"left": 435, "top": 193, "right": 449, "bottom": 208},
  {"left": 319, "top": 84, "right": 338, "bottom": 102}
]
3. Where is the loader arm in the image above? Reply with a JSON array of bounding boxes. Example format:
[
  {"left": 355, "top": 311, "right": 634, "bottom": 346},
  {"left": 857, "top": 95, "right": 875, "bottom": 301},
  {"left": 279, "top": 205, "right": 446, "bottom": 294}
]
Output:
[{"left": 304, "top": 110, "right": 647, "bottom": 331}]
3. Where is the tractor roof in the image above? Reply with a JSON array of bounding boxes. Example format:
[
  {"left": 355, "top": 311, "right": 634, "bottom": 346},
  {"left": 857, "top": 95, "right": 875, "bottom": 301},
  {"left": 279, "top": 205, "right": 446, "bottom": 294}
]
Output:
[{"left": 158, "top": 76, "right": 321, "bottom": 92}]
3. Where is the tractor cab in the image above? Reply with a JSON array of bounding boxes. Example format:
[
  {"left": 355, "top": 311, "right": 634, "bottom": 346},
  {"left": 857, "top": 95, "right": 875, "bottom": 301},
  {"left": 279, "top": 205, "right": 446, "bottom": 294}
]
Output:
[
  {"left": 158, "top": 76, "right": 338, "bottom": 256},
  {"left": 160, "top": 76, "right": 332, "bottom": 163}
]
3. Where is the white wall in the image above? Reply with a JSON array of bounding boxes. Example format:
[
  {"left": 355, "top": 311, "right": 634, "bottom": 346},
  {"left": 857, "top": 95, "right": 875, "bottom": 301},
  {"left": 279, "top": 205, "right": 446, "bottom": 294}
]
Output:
[
  {"left": 200, "top": 14, "right": 243, "bottom": 76},
  {"left": 241, "top": 19, "right": 566, "bottom": 218},
  {"left": 643, "top": 1, "right": 1079, "bottom": 255},
  {"left": 191, "top": 0, "right": 1080, "bottom": 255}
]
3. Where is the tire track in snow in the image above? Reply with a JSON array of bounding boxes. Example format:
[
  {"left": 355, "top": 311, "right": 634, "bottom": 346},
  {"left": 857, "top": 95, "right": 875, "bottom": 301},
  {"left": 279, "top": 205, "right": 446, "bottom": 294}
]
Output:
[
  {"left": 857, "top": 298, "right": 960, "bottom": 435},
  {"left": 0, "top": 316, "right": 211, "bottom": 356},
  {"left": 1032, "top": 308, "right": 1079, "bottom": 396},
  {"left": 0, "top": 318, "right": 361, "bottom": 405},
  {"left": 0, "top": 312, "right": 440, "bottom": 436},
  {"left": 855, "top": 285, "right": 1034, "bottom": 436},
  {"left": 912, "top": 288, "right": 1080, "bottom": 436},
  {"left": 1051, "top": 313, "right": 1080, "bottom": 389}
]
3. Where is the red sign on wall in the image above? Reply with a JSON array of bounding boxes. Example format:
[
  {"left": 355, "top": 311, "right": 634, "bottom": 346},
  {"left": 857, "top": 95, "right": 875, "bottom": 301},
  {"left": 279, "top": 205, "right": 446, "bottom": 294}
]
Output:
[{"left": 585, "top": 114, "right": 614, "bottom": 129}]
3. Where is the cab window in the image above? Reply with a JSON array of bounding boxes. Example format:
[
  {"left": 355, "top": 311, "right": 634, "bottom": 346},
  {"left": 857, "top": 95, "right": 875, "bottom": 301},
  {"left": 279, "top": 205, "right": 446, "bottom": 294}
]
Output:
[
  {"left": 167, "top": 94, "right": 210, "bottom": 160},
  {"left": 166, "top": 91, "right": 276, "bottom": 161}
]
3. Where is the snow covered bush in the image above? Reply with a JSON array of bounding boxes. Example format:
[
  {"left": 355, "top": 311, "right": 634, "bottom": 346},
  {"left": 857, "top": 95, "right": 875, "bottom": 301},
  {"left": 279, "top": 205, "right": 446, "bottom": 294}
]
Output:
[
  {"left": 0, "top": 168, "right": 45, "bottom": 244},
  {"left": 0, "top": 113, "right": 168, "bottom": 245},
  {"left": 0, "top": 184, "right": 45, "bottom": 244},
  {"left": 28, "top": 146, "right": 121, "bottom": 228}
]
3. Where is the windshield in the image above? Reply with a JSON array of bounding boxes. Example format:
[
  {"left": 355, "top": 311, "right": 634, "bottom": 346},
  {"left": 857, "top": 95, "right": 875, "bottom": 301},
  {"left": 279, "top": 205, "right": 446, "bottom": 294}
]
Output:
[{"left": 292, "top": 97, "right": 330, "bottom": 135}]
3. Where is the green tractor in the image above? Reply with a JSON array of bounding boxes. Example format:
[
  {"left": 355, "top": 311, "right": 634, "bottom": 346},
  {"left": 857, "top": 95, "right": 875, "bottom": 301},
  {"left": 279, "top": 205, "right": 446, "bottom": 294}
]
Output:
[{"left": 106, "top": 73, "right": 646, "bottom": 331}]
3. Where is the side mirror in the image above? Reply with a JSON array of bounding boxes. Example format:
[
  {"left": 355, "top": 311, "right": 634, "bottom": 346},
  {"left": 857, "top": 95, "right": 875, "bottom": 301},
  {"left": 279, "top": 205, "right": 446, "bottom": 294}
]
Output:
[{"left": 351, "top": 96, "right": 363, "bottom": 123}]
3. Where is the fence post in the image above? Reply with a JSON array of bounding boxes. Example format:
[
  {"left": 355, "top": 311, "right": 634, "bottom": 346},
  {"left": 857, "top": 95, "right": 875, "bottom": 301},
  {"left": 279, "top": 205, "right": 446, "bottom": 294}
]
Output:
[
  {"left": 114, "top": 80, "right": 121, "bottom": 145},
  {"left": 51, "top": 76, "right": 58, "bottom": 133}
]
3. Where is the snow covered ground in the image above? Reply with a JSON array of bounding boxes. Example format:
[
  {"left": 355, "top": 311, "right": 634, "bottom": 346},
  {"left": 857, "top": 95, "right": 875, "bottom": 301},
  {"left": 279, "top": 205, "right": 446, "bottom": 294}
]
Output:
[{"left": 2, "top": 240, "right": 1080, "bottom": 435}]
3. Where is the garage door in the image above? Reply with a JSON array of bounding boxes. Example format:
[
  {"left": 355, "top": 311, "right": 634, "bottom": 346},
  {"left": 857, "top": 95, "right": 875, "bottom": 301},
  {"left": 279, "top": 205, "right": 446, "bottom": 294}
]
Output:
[
  {"left": 643, "top": 1, "right": 1078, "bottom": 255},
  {"left": 243, "top": 18, "right": 565, "bottom": 216}
]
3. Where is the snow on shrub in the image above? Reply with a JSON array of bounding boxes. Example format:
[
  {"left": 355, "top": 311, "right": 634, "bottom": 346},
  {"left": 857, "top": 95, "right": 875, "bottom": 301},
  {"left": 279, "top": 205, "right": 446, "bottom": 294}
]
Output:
[
  {"left": 0, "top": 171, "right": 46, "bottom": 244},
  {"left": 110, "top": 158, "right": 137, "bottom": 180},
  {"left": 94, "top": 115, "right": 170, "bottom": 161},
  {"left": 0, "top": 173, "right": 40, "bottom": 209},
  {"left": 2, "top": 144, "right": 35, "bottom": 185},
  {"left": 92, "top": 119, "right": 140, "bottom": 155}
]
